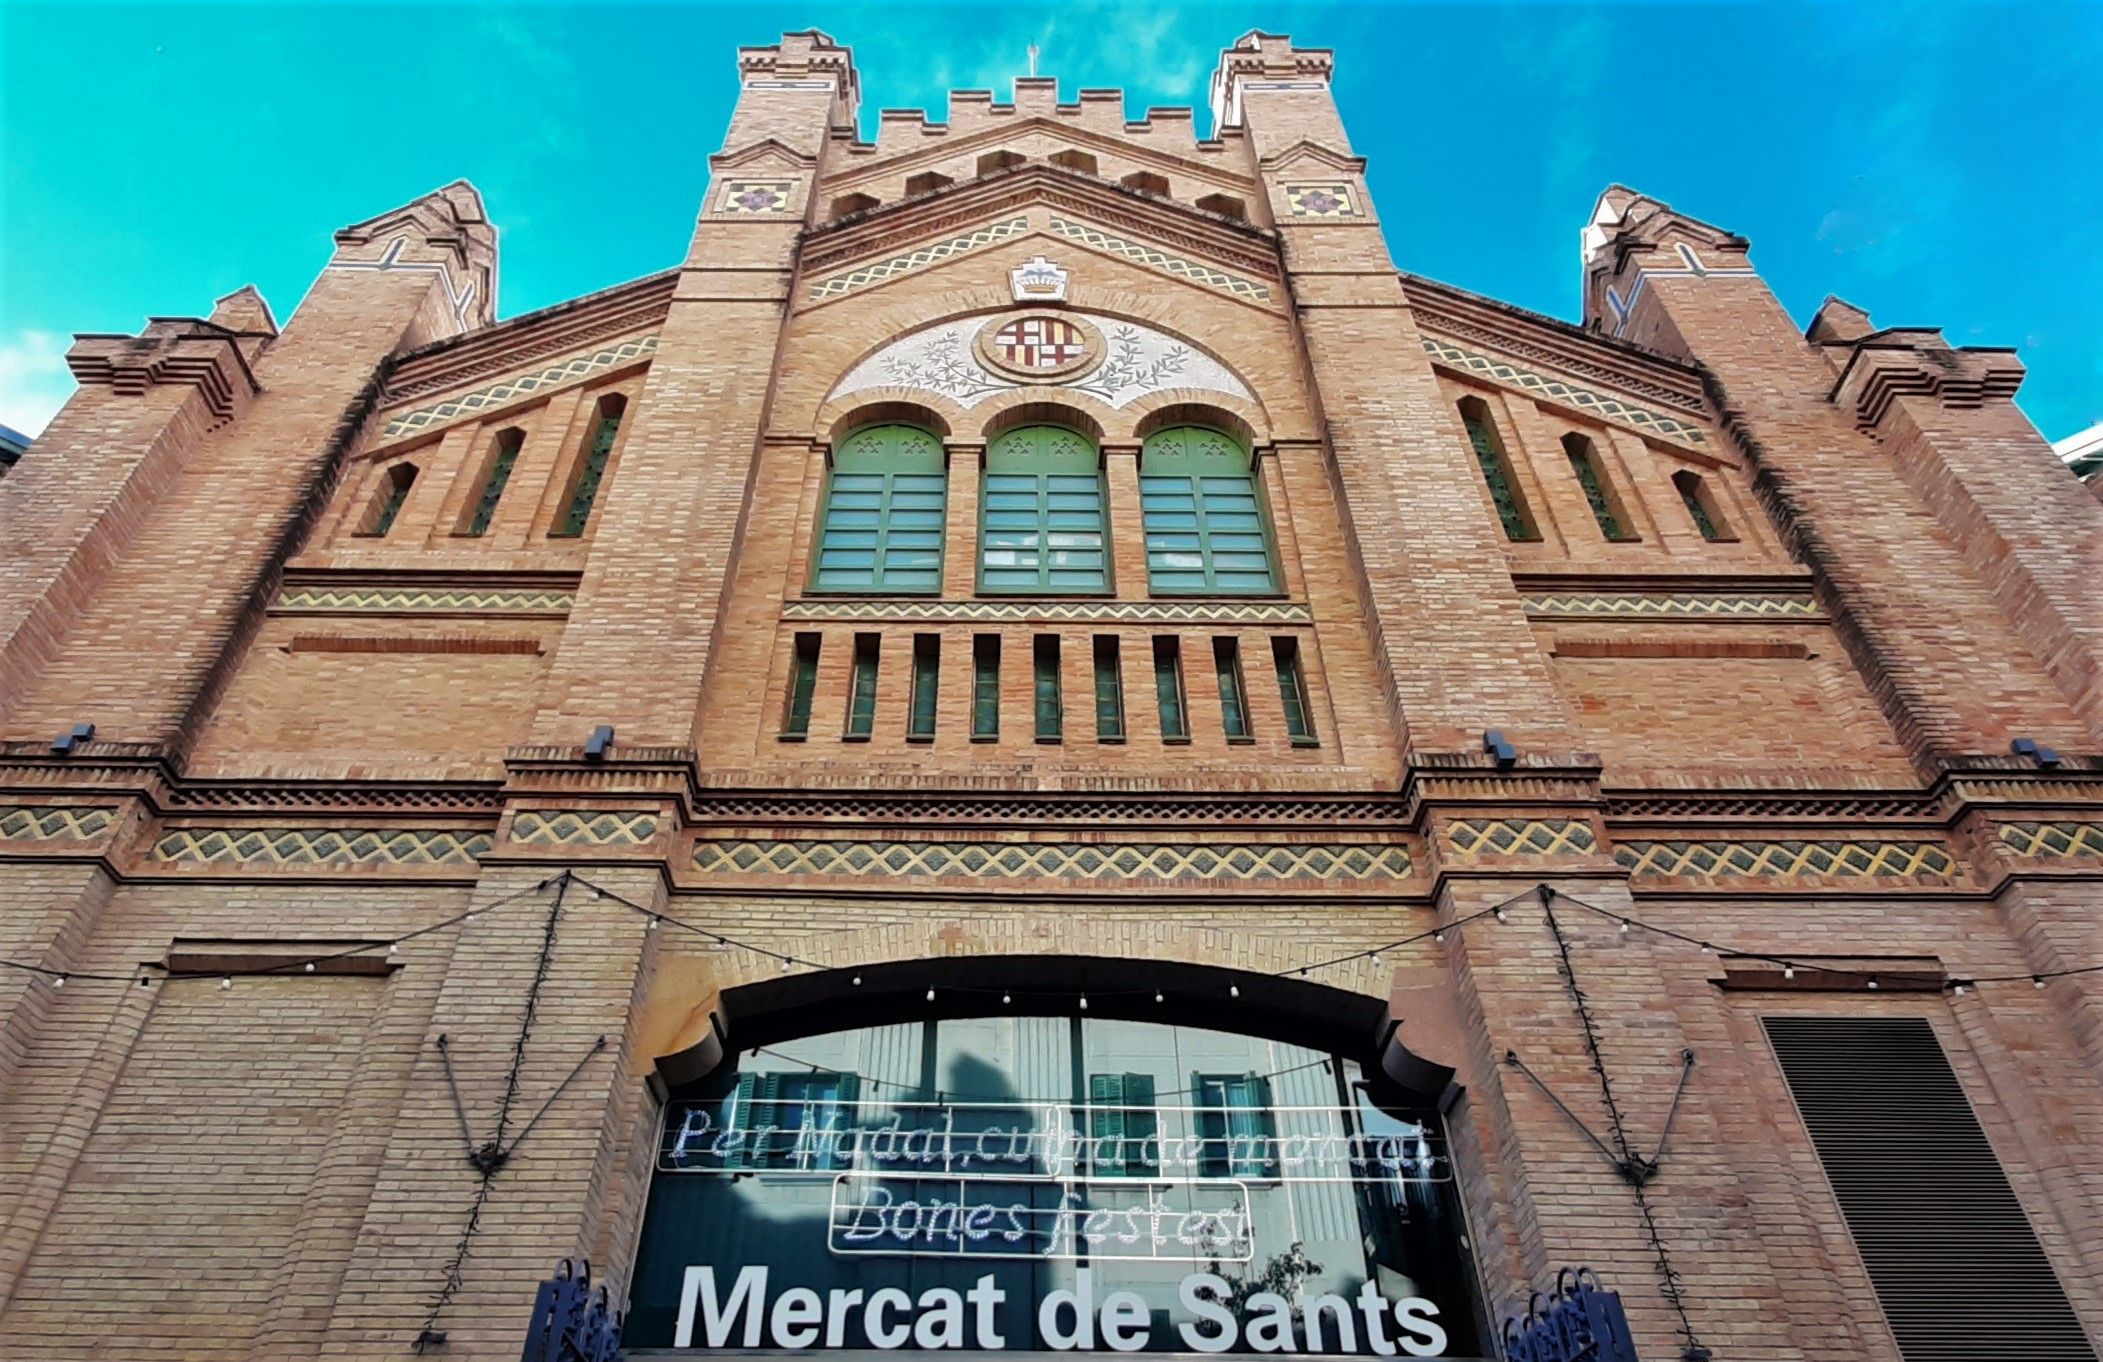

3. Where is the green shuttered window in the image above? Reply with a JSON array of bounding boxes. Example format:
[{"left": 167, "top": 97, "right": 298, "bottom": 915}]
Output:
[
  {"left": 908, "top": 635, "right": 940, "bottom": 741},
  {"left": 1140, "top": 426, "right": 1277, "bottom": 595},
  {"left": 1562, "top": 432, "right": 1635, "bottom": 542},
  {"left": 1459, "top": 399, "right": 1537, "bottom": 541},
  {"left": 1152, "top": 637, "right": 1188, "bottom": 742},
  {"left": 781, "top": 634, "right": 820, "bottom": 738},
  {"left": 466, "top": 428, "right": 522, "bottom": 536},
  {"left": 1195, "top": 1073, "right": 1277, "bottom": 1177},
  {"left": 1033, "top": 635, "right": 1063, "bottom": 741},
  {"left": 980, "top": 426, "right": 1107, "bottom": 594},
  {"left": 971, "top": 635, "right": 1001, "bottom": 739},
  {"left": 845, "top": 633, "right": 879, "bottom": 739},
  {"left": 814, "top": 425, "right": 947, "bottom": 593},
  {"left": 556, "top": 396, "right": 625, "bottom": 537},
  {"left": 1092, "top": 636, "right": 1125, "bottom": 742},
  {"left": 1089, "top": 1072, "right": 1159, "bottom": 1175}
]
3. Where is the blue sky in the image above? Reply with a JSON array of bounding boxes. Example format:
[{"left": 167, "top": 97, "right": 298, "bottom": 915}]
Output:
[{"left": 3, "top": 2, "right": 2099, "bottom": 441}]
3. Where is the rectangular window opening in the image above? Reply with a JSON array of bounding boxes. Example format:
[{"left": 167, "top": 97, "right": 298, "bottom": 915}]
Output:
[
  {"left": 1213, "top": 637, "right": 1252, "bottom": 741},
  {"left": 844, "top": 633, "right": 879, "bottom": 740},
  {"left": 1562, "top": 433, "right": 1636, "bottom": 542},
  {"left": 1033, "top": 635, "right": 1063, "bottom": 742},
  {"left": 554, "top": 397, "right": 625, "bottom": 537},
  {"left": 908, "top": 634, "right": 940, "bottom": 742},
  {"left": 1152, "top": 637, "right": 1188, "bottom": 743},
  {"left": 781, "top": 633, "right": 820, "bottom": 740},
  {"left": 464, "top": 429, "right": 522, "bottom": 537},
  {"left": 1460, "top": 401, "right": 1538, "bottom": 542},
  {"left": 971, "top": 635, "right": 1001, "bottom": 740},
  {"left": 1092, "top": 636, "right": 1126, "bottom": 742},
  {"left": 1271, "top": 636, "right": 1317, "bottom": 746},
  {"left": 1673, "top": 470, "right": 1734, "bottom": 543}
]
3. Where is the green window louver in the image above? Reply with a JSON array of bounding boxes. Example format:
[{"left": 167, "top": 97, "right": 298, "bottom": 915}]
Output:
[
  {"left": 556, "top": 397, "right": 625, "bottom": 537},
  {"left": 782, "top": 633, "right": 820, "bottom": 738},
  {"left": 1152, "top": 637, "right": 1188, "bottom": 742},
  {"left": 465, "top": 429, "right": 522, "bottom": 536},
  {"left": 1195, "top": 1072, "right": 1277, "bottom": 1177},
  {"left": 845, "top": 634, "right": 879, "bottom": 739},
  {"left": 1033, "top": 635, "right": 1063, "bottom": 741},
  {"left": 367, "top": 465, "right": 416, "bottom": 537},
  {"left": 1140, "top": 426, "right": 1277, "bottom": 595},
  {"left": 1213, "top": 637, "right": 1251, "bottom": 740},
  {"left": 1271, "top": 637, "right": 1316, "bottom": 745},
  {"left": 814, "top": 424, "right": 947, "bottom": 593},
  {"left": 733, "top": 1070, "right": 859, "bottom": 1170},
  {"left": 1088, "top": 1072, "right": 1159, "bottom": 1176},
  {"left": 1563, "top": 433, "right": 1635, "bottom": 541},
  {"left": 1460, "top": 402, "right": 1535, "bottom": 541},
  {"left": 980, "top": 426, "right": 1107, "bottom": 593},
  {"left": 971, "top": 635, "right": 1000, "bottom": 739},
  {"left": 1674, "top": 470, "right": 1726, "bottom": 541},
  {"left": 908, "top": 635, "right": 940, "bottom": 740},
  {"left": 1092, "top": 636, "right": 1125, "bottom": 741}
]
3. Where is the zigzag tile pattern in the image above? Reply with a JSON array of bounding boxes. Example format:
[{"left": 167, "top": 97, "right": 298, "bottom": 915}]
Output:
[
  {"left": 1047, "top": 218, "right": 1272, "bottom": 301},
  {"left": 153, "top": 827, "right": 490, "bottom": 867},
  {"left": 692, "top": 839, "right": 1413, "bottom": 882},
  {"left": 0, "top": 805, "right": 115, "bottom": 841},
  {"left": 782, "top": 599, "right": 1313, "bottom": 625},
  {"left": 1522, "top": 594, "right": 1819, "bottom": 619},
  {"left": 512, "top": 810, "right": 660, "bottom": 847},
  {"left": 808, "top": 218, "right": 1030, "bottom": 301},
  {"left": 381, "top": 336, "right": 658, "bottom": 438},
  {"left": 275, "top": 587, "right": 575, "bottom": 613},
  {"left": 1422, "top": 337, "right": 1708, "bottom": 444},
  {"left": 1998, "top": 822, "right": 2103, "bottom": 860},
  {"left": 1446, "top": 818, "right": 1597, "bottom": 857},
  {"left": 1616, "top": 839, "right": 1957, "bottom": 879}
]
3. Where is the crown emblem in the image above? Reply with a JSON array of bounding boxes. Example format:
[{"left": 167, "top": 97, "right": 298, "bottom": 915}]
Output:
[{"left": 1010, "top": 255, "right": 1069, "bottom": 302}]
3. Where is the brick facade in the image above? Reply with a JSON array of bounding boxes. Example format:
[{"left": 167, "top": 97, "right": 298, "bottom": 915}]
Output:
[{"left": 2, "top": 28, "right": 2100, "bottom": 1362}]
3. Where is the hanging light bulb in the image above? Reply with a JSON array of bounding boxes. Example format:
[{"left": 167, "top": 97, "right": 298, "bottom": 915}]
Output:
[
  {"left": 1432, "top": 930, "right": 1445, "bottom": 944},
  {"left": 387, "top": 942, "right": 399, "bottom": 955},
  {"left": 1699, "top": 942, "right": 1713, "bottom": 954},
  {"left": 1952, "top": 982, "right": 1967, "bottom": 996},
  {"left": 852, "top": 975, "right": 863, "bottom": 987},
  {"left": 2034, "top": 976, "right": 2047, "bottom": 990},
  {"left": 304, "top": 962, "right": 316, "bottom": 973},
  {"left": 1369, "top": 951, "right": 1382, "bottom": 966},
  {"left": 779, "top": 958, "right": 792, "bottom": 973},
  {"left": 464, "top": 911, "right": 478, "bottom": 923},
  {"left": 1493, "top": 907, "right": 1507, "bottom": 923},
  {"left": 1229, "top": 985, "right": 1240, "bottom": 998},
  {"left": 50, "top": 974, "right": 64, "bottom": 988},
  {"left": 1866, "top": 977, "right": 1879, "bottom": 990},
  {"left": 220, "top": 977, "right": 233, "bottom": 990},
  {"left": 1154, "top": 990, "right": 1164, "bottom": 1003},
  {"left": 1078, "top": 996, "right": 1089, "bottom": 1011},
  {"left": 645, "top": 916, "right": 658, "bottom": 931},
  {"left": 1002, "top": 992, "right": 1012, "bottom": 1005},
  {"left": 1618, "top": 920, "right": 1630, "bottom": 934},
  {"left": 926, "top": 987, "right": 937, "bottom": 1002},
  {"left": 1783, "top": 966, "right": 1795, "bottom": 980}
]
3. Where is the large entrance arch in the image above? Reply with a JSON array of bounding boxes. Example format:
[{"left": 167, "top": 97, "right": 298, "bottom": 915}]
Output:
[{"left": 626, "top": 958, "right": 1491, "bottom": 1358}]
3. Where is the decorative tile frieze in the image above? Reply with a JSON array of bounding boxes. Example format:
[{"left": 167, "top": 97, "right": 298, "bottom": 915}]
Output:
[
  {"left": 1998, "top": 822, "right": 2103, "bottom": 861},
  {"left": 0, "top": 805, "right": 116, "bottom": 842},
  {"left": 1422, "top": 337, "right": 1709, "bottom": 444},
  {"left": 511, "top": 810, "right": 660, "bottom": 847},
  {"left": 782, "top": 599, "right": 1313, "bottom": 626},
  {"left": 379, "top": 335, "right": 658, "bottom": 438},
  {"left": 275, "top": 587, "right": 575, "bottom": 614},
  {"left": 1445, "top": 819, "right": 1598, "bottom": 857},
  {"left": 1047, "top": 217, "right": 1273, "bottom": 302},
  {"left": 807, "top": 217, "right": 1030, "bottom": 301},
  {"left": 152, "top": 827, "right": 490, "bottom": 868},
  {"left": 1283, "top": 184, "right": 1359, "bottom": 218},
  {"left": 692, "top": 839, "right": 1414, "bottom": 883},
  {"left": 715, "top": 180, "right": 798, "bottom": 215},
  {"left": 1523, "top": 593, "right": 1818, "bottom": 620},
  {"left": 1616, "top": 839, "right": 1957, "bottom": 879}
]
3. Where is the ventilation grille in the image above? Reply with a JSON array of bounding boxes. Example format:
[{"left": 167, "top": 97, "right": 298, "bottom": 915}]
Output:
[{"left": 1765, "top": 1016, "right": 2096, "bottom": 1361}]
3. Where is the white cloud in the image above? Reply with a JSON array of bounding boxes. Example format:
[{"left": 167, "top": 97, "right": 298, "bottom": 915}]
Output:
[{"left": 0, "top": 329, "right": 74, "bottom": 438}]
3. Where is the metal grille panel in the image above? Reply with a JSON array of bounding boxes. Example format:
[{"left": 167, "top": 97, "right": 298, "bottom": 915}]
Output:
[{"left": 1764, "top": 1016, "right": 2096, "bottom": 1361}]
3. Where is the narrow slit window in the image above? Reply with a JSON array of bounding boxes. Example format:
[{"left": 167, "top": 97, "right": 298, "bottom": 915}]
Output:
[
  {"left": 463, "top": 428, "right": 523, "bottom": 536},
  {"left": 1271, "top": 637, "right": 1317, "bottom": 745},
  {"left": 360, "top": 463, "right": 417, "bottom": 537},
  {"left": 1562, "top": 432, "right": 1636, "bottom": 541},
  {"left": 1458, "top": 399, "right": 1537, "bottom": 541},
  {"left": 908, "top": 635, "right": 940, "bottom": 741},
  {"left": 1152, "top": 637, "right": 1188, "bottom": 742},
  {"left": 1213, "top": 638, "right": 1252, "bottom": 741},
  {"left": 555, "top": 395, "right": 626, "bottom": 537},
  {"left": 1033, "top": 636, "right": 1063, "bottom": 742},
  {"left": 971, "top": 635, "right": 1001, "bottom": 740},
  {"left": 844, "top": 633, "right": 879, "bottom": 739},
  {"left": 1672, "top": 470, "right": 1732, "bottom": 542},
  {"left": 782, "top": 633, "right": 820, "bottom": 739},
  {"left": 1092, "top": 636, "right": 1125, "bottom": 742}
]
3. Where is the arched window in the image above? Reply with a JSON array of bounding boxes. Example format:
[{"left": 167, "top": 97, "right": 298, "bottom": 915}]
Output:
[
  {"left": 979, "top": 425, "right": 1107, "bottom": 594},
  {"left": 358, "top": 462, "right": 418, "bottom": 537},
  {"left": 1672, "top": 469, "right": 1733, "bottom": 541},
  {"left": 1139, "top": 426, "right": 1277, "bottom": 595},
  {"left": 1561, "top": 432, "right": 1636, "bottom": 542},
  {"left": 460, "top": 427, "right": 523, "bottom": 536},
  {"left": 553, "top": 394, "right": 626, "bottom": 537},
  {"left": 1457, "top": 397, "right": 1537, "bottom": 541},
  {"left": 1049, "top": 149, "right": 1097, "bottom": 175},
  {"left": 812, "top": 424, "right": 947, "bottom": 593}
]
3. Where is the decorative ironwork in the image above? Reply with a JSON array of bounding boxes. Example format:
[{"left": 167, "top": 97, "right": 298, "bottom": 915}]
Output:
[
  {"left": 520, "top": 1258, "right": 623, "bottom": 1362},
  {"left": 1502, "top": 1267, "right": 1643, "bottom": 1362}
]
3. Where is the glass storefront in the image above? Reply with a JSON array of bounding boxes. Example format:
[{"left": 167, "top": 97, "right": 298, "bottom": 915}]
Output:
[{"left": 626, "top": 1013, "right": 1487, "bottom": 1355}]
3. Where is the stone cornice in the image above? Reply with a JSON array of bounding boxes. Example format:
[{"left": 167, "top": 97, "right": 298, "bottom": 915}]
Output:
[
  {"left": 66, "top": 319, "right": 264, "bottom": 425},
  {"left": 828, "top": 116, "right": 1255, "bottom": 193},
  {"left": 1826, "top": 332, "right": 2026, "bottom": 432}
]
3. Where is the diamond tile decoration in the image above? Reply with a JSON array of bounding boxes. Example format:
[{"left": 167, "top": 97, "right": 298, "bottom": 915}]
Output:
[
  {"left": 1998, "top": 822, "right": 2103, "bottom": 860},
  {"left": 381, "top": 335, "right": 658, "bottom": 439},
  {"left": 1422, "top": 337, "right": 1708, "bottom": 445},
  {"left": 1284, "top": 184, "right": 1359, "bottom": 218},
  {"left": 275, "top": 587, "right": 575, "bottom": 614},
  {"left": 152, "top": 827, "right": 490, "bottom": 867},
  {"left": 808, "top": 218, "right": 1031, "bottom": 301},
  {"left": 1445, "top": 818, "right": 1598, "bottom": 857},
  {"left": 1616, "top": 839, "right": 1958, "bottom": 879},
  {"left": 1522, "top": 594, "right": 1818, "bottom": 619},
  {"left": 0, "top": 805, "right": 115, "bottom": 842},
  {"left": 1046, "top": 217, "right": 1272, "bottom": 302},
  {"left": 692, "top": 839, "right": 1414, "bottom": 883},
  {"left": 716, "top": 179, "right": 798, "bottom": 215},
  {"left": 782, "top": 599, "right": 1313, "bottom": 625},
  {"left": 512, "top": 810, "right": 660, "bottom": 847}
]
